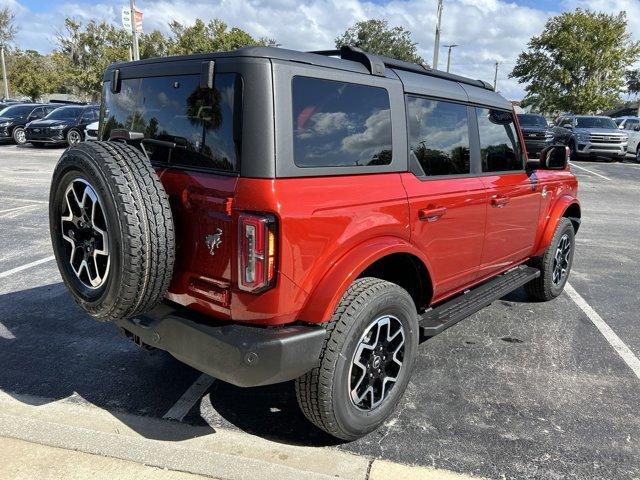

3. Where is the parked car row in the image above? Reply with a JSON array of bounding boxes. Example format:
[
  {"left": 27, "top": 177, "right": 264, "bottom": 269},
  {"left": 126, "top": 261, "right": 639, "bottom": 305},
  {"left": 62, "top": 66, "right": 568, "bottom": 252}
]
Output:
[
  {"left": 517, "top": 112, "right": 640, "bottom": 162},
  {"left": 0, "top": 102, "right": 99, "bottom": 147}
]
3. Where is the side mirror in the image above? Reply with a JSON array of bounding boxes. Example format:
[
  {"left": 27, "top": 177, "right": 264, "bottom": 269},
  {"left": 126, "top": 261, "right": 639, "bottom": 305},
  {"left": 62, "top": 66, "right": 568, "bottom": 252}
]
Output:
[
  {"left": 618, "top": 124, "right": 625, "bottom": 130},
  {"left": 562, "top": 123, "right": 573, "bottom": 129},
  {"left": 539, "top": 145, "right": 569, "bottom": 170}
]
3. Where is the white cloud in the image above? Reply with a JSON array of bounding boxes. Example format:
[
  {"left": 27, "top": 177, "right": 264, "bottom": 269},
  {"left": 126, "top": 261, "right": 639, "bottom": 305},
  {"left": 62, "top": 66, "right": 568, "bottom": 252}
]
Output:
[{"left": 4, "top": 0, "right": 640, "bottom": 100}]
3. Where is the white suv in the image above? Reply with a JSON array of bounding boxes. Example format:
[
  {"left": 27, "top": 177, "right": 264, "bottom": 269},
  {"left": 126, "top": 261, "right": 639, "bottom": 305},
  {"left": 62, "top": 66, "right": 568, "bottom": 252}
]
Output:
[{"left": 617, "top": 116, "right": 640, "bottom": 162}]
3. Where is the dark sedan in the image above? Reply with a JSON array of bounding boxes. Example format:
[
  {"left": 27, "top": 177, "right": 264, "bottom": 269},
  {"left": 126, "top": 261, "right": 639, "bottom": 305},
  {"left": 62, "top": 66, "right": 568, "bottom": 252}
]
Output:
[
  {"left": 0, "top": 103, "right": 58, "bottom": 145},
  {"left": 517, "top": 113, "right": 554, "bottom": 158},
  {"left": 25, "top": 105, "right": 99, "bottom": 146}
]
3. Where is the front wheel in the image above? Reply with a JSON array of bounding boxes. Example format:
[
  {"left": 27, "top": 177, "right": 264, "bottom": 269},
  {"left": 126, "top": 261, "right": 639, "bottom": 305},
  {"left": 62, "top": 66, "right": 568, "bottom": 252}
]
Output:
[
  {"left": 525, "top": 218, "right": 575, "bottom": 301},
  {"left": 12, "top": 127, "right": 26, "bottom": 145},
  {"left": 67, "top": 129, "right": 82, "bottom": 145},
  {"left": 635, "top": 146, "right": 640, "bottom": 164},
  {"left": 295, "top": 278, "right": 418, "bottom": 440}
]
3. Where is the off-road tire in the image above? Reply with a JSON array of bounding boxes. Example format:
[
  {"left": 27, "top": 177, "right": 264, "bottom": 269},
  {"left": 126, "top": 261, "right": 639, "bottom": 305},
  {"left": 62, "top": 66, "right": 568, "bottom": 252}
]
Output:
[
  {"left": 12, "top": 126, "right": 26, "bottom": 145},
  {"left": 569, "top": 140, "right": 579, "bottom": 160},
  {"left": 635, "top": 145, "right": 640, "bottom": 163},
  {"left": 49, "top": 141, "right": 175, "bottom": 321},
  {"left": 525, "top": 217, "right": 575, "bottom": 301},
  {"left": 295, "top": 278, "right": 418, "bottom": 440}
]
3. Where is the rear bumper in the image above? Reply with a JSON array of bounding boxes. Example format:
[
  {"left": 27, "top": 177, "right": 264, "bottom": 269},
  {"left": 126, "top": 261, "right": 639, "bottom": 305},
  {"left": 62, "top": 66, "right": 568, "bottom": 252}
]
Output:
[{"left": 116, "top": 303, "right": 325, "bottom": 387}]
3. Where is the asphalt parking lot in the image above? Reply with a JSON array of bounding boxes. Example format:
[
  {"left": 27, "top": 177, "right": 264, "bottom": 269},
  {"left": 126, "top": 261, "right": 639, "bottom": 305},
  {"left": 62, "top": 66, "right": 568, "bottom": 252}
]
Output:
[{"left": 1, "top": 144, "right": 640, "bottom": 479}]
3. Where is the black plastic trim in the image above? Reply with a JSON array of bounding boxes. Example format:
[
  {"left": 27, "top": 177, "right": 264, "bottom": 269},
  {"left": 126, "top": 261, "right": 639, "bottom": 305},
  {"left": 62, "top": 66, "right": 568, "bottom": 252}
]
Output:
[{"left": 117, "top": 303, "right": 325, "bottom": 387}]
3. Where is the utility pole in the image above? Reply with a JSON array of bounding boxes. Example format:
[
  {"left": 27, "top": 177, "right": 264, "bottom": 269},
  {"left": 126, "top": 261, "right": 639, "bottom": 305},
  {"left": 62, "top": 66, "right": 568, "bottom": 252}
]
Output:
[
  {"left": 433, "top": 0, "right": 443, "bottom": 70},
  {"left": 444, "top": 44, "right": 458, "bottom": 73},
  {"left": 130, "top": 0, "right": 140, "bottom": 61},
  {"left": 493, "top": 60, "right": 500, "bottom": 91},
  {"left": 0, "top": 45, "right": 8, "bottom": 99}
]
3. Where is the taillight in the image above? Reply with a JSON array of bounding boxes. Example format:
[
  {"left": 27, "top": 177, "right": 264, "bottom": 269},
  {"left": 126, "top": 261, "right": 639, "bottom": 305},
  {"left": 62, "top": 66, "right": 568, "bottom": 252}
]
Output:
[{"left": 238, "top": 213, "right": 277, "bottom": 292}]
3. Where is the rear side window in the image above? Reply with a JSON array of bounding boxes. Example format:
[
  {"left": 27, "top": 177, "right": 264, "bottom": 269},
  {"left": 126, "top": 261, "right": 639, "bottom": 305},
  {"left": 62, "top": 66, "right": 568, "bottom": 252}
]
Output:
[
  {"left": 406, "top": 96, "right": 470, "bottom": 176},
  {"left": 292, "top": 76, "right": 392, "bottom": 168},
  {"left": 477, "top": 108, "right": 523, "bottom": 172},
  {"left": 102, "top": 73, "right": 241, "bottom": 172},
  {"left": 623, "top": 119, "right": 639, "bottom": 130}
]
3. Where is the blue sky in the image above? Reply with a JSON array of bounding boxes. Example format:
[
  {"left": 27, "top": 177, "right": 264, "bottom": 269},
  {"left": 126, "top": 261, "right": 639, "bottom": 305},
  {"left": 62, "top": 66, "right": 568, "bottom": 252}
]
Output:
[{"left": 4, "top": 0, "right": 640, "bottom": 99}]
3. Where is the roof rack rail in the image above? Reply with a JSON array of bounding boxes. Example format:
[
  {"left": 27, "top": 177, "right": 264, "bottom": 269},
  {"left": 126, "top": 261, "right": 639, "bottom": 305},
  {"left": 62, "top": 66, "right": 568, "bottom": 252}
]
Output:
[{"left": 309, "top": 46, "right": 494, "bottom": 91}]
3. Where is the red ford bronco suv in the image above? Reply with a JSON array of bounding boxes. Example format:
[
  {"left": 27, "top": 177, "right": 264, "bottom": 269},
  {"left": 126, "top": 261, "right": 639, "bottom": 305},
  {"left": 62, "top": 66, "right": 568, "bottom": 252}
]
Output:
[{"left": 49, "top": 46, "right": 580, "bottom": 440}]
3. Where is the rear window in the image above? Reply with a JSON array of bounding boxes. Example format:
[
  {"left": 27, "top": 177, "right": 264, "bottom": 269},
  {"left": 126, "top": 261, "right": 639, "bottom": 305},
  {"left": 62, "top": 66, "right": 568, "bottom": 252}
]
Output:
[
  {"left": 102, "top": 73, "right": 242, "bottom": 172},
  {"left": 292, "top": 76, "right": 392, "bottom": 168}
]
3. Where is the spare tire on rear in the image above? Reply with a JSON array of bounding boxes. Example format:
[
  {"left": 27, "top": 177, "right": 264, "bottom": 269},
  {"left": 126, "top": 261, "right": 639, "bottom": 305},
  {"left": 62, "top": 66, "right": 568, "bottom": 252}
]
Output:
[{"left": 49, "top": 141, "right": 175, "bottom": 322}]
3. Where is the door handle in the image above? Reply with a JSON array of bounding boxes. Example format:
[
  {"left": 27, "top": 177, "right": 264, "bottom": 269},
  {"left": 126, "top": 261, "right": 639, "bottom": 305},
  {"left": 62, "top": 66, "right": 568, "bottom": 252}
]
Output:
[
  {"left": 419, "top": 206, "right": 447, "bottom": 222},
  {"left": 491, "top": 195, "right": 510, "bottom": 208}
]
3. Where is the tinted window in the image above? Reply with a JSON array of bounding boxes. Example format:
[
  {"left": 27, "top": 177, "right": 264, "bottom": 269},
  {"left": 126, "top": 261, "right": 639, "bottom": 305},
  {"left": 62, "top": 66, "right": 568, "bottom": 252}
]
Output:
[
  {"left": 477, "top": 108, "right": 523, "bottom": 172},
  {"left": 575, "top": 117, "right": 617, "bottom": 129},
  {"left": 46, "top": 107, "right": 83, "bottom": 120},
  {"left": 407, "top": 97, "right": 470, "bottom": 176},
  {"left": 0, "top": 105, "right": 37, "bottom": 117},
  {"left": 623, "top": 119, "right": 639, "bottom": 130},
  {"left": 517, "top": 114, "right": 547, "bottom": 127},
  {"left": 102, "top": 73, "right": 241, "bottom": 172},
  {"left": 292, "top": 76, "right": 392, "bottom": 168}
]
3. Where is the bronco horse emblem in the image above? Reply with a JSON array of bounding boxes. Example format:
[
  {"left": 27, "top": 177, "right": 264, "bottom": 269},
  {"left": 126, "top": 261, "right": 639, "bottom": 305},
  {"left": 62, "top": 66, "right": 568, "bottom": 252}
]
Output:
[{"left": 205, "top": 228, "right": 223, "bottom": 256}]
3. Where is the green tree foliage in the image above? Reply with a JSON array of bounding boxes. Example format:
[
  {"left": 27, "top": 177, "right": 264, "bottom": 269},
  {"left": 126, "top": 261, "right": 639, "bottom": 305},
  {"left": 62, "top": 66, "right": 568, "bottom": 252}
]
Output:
[
  {"left": 55, "top": 18, "right": 130, "bottom": 100},
  {"left": 0, "top": 6, "right": 17, "bottom": 46},
  {"left": 510, "top": 9, "right": 640, "bottom": 114},
  {"left": 139, "top": 29, "right": 171, "bottom": 59},
  {"left": 626, "top": 69, "right": 640, "bottom": 98},
  {"left": 335, "top": 19, "right": 423, "bottom": 64},
  {"left": 8, "top": 50, "right": 60, "bottom": 101},
  {"left": 168, "top": 19, "right": 276, "bottom": 56}
]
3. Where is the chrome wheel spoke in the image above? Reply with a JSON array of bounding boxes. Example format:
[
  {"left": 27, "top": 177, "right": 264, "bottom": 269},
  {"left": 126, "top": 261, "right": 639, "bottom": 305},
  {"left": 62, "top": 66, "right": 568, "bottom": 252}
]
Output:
[
  {"left": 349, "top": 315, "right": 406, "bottom": 411},
  {"left": 60, "top": 179, "right": 110, "bottom": 290}
]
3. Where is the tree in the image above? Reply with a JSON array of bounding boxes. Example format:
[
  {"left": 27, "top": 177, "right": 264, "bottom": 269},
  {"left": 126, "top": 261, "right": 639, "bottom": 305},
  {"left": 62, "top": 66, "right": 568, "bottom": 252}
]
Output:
[
  {"left": 55, "top": 18, "right": 130, "bottom": 100},
  {"left": 0, "top": 6, "right": 18, "bottom": 98},
  {"left": 335, "top": 19, "right": 423, "bottom": 64},
  {"left": 168, "top": 19, "right": 276, "bottom": 56},
  {"left": 626, "top": 69, "right": 640, "bottom": 98},
  {"left": 139, "top": 30, "right": 171, "bottom": 59},
  {"left": 510, "top": 9, "right": 640, "bottom": 114},
  {"left": 8, "top": 50, "right": 61, "bottom": 101}
]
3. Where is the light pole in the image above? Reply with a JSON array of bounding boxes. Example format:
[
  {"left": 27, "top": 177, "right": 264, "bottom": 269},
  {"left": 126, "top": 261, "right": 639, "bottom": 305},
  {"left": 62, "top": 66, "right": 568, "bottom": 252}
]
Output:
[
  {"left": 493, "top": 60, "right": 500, "bottom": 91},
  {"left": 433, "top": 0, "right": 443, "bottom": 70},
  {"left": 444, "top": 44, "right": 458, "bottom": 73},
  {"left": 0, "top": 45, "right": 8, "bottom": 99},
  {"left": 130, "top": 0, "right": 140, "bottom": 61}
]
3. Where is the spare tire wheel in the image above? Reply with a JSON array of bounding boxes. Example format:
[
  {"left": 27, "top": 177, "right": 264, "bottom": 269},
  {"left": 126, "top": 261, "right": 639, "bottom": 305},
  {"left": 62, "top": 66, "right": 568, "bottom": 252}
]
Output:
[{"left": 49, "top": 141, "right": 175, "bottom": 321}]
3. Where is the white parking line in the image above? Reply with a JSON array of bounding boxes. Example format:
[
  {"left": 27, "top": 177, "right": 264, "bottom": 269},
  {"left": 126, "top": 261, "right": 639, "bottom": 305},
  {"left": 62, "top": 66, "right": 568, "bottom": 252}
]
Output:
[
  {"left": 565, "top": 283, "right": 640, "bottom": 379},
  {"left": 0, "top": 321, "right": 15, "bottom": 339},
  {"left": 569, "top": 162, "right": 612, "bottom": 181},
  {"left": 162, "top": 373, "right": 215, "bottom": 421},
  {"left": 0, "top": 197, "right": 48, "bottom": 205},
  {"left": 0, "top": 204, "right": 40, "bottom": 216},
  {"left": 0, "top": 256, "right": 56, "bottom": 280}
]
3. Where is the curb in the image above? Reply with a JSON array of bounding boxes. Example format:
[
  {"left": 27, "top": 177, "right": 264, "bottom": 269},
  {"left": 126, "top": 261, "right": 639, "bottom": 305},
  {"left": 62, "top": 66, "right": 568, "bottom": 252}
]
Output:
[{"left": 0, "top": 391, "right": 483, "bottom": 480}]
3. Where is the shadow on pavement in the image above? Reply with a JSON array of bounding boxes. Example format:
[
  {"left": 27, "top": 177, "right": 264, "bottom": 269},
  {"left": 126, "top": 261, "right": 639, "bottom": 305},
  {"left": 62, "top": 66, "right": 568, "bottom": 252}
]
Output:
[{"left": 0, "top": 282, "right": 340, "bottom": 446}]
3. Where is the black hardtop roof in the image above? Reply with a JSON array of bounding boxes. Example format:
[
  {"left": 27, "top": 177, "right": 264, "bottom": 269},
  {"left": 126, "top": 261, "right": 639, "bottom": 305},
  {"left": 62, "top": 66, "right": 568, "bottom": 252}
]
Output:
[{"left": 104, "top": 45, "right": 497, "bottom": 91}]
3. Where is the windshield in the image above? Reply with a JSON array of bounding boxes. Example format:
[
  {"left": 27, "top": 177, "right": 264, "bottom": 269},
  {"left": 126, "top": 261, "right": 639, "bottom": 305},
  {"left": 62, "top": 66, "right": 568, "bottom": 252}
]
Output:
[
  {"left": 45, "top": 107, "right": 83, "bottom": 120},
  {"left": 575, "top": 117, "right": 617, "bottom": 129},
  {"left": 0, "top": 105, "right": 35, "bottom": 117},
  {"left": 518, "top": 114, "right": 548, "bottom": 127}
]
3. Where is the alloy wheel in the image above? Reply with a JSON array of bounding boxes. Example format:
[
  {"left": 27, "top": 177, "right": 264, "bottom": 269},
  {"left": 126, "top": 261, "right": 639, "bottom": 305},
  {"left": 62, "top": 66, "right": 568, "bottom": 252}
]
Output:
[
  {"left": 552, "top": 233, "right": 571, "bottom": 286},
  {"left": 60, "top": 178, "right": 110, "bottom": 289},
  {"left": 14, "top": 129, "right": 26, "bottom": 144},
  {"left": 68, "top": 130, "right": 82, "bottom": 145},
  {"left": 349, "top": 315, "right": 405, "bottom": 411}
]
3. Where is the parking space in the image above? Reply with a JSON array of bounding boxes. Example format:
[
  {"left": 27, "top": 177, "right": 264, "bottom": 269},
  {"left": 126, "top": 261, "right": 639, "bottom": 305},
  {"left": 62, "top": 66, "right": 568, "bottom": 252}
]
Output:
[{"left": 1, "top": 146, "right": 640, "bottom": 479}]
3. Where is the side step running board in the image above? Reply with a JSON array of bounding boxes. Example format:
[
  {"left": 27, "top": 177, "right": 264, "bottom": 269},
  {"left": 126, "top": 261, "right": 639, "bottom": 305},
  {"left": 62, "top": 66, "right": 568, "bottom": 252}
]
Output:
[{"left": 419, "top": 265, "right": 540, "bottom": 337}]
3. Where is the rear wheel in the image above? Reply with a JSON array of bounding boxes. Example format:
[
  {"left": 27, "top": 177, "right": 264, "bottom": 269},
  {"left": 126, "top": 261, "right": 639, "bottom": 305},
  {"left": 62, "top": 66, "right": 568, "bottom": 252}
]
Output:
[
  {"left": 525, "top": 218, "right": 575, "bottom": 301},
  {"left": 12, "top": 127, "right": 26, "bottom": 145},
  {"left": 636, "top": 146, "right": 640, "bottom": 163},
  {"left": 49, "top": 141, "right": 175, "bottom": 321},
  {"left": 295, "top": 278, "right": 418, "bottom": 440}
]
